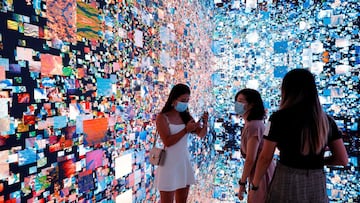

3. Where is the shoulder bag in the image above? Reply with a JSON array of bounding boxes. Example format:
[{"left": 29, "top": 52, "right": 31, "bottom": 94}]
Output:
[{"left": 149, "top": 132, "right": 166, "bottom": 166}]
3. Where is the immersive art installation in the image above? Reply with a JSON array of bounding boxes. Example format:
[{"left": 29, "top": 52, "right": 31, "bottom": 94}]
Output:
[{"left": 0, "top": 0, "right": 359, "bottom": 202}]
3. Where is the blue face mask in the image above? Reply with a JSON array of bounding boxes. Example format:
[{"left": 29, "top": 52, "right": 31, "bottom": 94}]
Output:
[
  {"left": 235, "top": 102, "right": 246, "bottom": 115},
  {"left": 175, "top": 101, "right": 188, "bottom": 112}
]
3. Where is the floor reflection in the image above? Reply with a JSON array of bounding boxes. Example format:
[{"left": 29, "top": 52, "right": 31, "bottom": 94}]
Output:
[{"left": 187, "top": 126, "right": 360, "bottom": 203}]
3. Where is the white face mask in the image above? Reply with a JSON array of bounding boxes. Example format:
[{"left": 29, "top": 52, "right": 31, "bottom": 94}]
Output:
[{"left": 235, "top": 101, "right": 246, "bottom": 115}]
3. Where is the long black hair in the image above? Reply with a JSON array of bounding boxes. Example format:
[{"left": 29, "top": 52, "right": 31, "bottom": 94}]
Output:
[
  {"left": 280, "top": 68, "right": 329, "bottom": 155},
  {"left": 161, "top": 83, "right": 192, "bottom": 124},
  {"left": 235, "top": 88, "right": 265, "bottom": 121}
]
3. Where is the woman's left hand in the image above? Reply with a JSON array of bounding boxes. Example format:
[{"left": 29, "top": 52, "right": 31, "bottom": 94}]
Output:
[
  {"left": 201, "top": 111, "right": 209, "bottom": 125},
  {"left": 238, "top": 185, "right": 246, "bottom": 200}
]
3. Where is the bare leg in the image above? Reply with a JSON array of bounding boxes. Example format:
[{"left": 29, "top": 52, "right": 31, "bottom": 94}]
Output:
[
  {"left": 160, "top": 191, "right": 175, "bottom": 203},
  {"left": 175, "top": 186, "right": 190, "bottom": 203}
]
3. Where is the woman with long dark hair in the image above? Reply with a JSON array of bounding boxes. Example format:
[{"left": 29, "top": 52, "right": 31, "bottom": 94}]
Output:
[
  {"left": 154, "top": 83, "right": 208, "bottom": 203},
  {"left": 251, "top": 69, "right": 348, "bottom": 202}
]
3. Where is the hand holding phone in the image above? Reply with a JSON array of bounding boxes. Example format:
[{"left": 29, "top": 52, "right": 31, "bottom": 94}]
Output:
[
  {"left": 186, "top": 119, "right": 198, "bottom": 132},
  {"left": 198, "top": 111, "right": 209, "bottom": 127}
]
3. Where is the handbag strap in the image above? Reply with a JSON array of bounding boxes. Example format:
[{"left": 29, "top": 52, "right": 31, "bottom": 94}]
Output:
[
  {"left": 152, "top": 131, "right": 166, "bottom": 149},
  {"left": 152, "top": 131, "right": 159, "bottom": 148},
  {"left": 152, "top": 114, "right": 169, "bottom": 149}
]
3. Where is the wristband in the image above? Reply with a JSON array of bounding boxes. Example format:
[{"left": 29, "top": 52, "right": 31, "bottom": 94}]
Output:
[
  {"left": 238, "top": 180, "right": 247, "bottom": 186},
  {"left": 250, "top": 183, "right": 259, "bottom": 191}
]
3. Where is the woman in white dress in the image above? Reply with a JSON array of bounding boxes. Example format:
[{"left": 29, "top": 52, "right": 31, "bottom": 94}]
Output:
[{"left": 155, "top": 83, "right": 208, "bottom": 203}]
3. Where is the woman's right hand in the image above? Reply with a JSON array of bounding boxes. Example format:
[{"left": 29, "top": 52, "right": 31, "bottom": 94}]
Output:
[{"left": 186, "top": 119, "right": 198, "bottom": 132}]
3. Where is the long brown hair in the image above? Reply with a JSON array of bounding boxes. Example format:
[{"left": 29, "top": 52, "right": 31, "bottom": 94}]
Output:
[{"left": 280, "top": 69, "right": 329, "bottom": 155}]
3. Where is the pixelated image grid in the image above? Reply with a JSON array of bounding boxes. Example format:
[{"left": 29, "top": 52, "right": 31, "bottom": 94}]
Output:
[{"left": 0, "top": 0, "right": 359, "bottom": 202}]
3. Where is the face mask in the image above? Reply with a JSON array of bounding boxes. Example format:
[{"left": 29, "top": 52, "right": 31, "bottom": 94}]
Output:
[
  {"left": 175, "top": 101, "right": 188, "bottom": 112},
  {"left": 235, "top": 101, "right": 246, "bottom": 115}
]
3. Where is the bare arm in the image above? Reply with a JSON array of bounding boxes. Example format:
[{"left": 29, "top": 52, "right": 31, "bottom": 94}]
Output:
[
  {"left": 156, "top": 114, "right": 187, "bottom": 147},
  {"left": 252, "top": 140, "right": 277, "bottom": 187},
  {"left": 325, "top": 139, "right": 348, "bottom": 166},
  {"left": 240, "top": 136, "right": 260, "bottom": 184}
]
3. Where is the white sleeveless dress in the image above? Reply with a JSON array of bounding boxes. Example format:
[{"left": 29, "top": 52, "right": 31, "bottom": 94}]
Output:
[{"left": 154, "top": 123, "right": 195, "bottom": 191}]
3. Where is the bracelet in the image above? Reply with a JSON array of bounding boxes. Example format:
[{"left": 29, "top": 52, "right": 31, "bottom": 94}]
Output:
[
  {"left": 250, "top": 183, "right": 259, "bottom": 191},
  {"left": 238, "top": 180, "right": 247, "bottom": 186}
]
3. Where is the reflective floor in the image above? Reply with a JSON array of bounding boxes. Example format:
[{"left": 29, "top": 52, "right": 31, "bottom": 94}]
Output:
[
  {"left": 187, "top": 152, "right": 360, "bottom": 203},
  {"left": 184, "top": 128, "right": 360, "bottom": 203},
  {"left": 189, "top": 151, "right": 244, "bottom": 203}
]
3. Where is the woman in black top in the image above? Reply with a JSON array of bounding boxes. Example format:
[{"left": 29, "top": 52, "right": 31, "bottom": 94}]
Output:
[{"left": 251, "top": 69, "right": 348, "bottom": 203}]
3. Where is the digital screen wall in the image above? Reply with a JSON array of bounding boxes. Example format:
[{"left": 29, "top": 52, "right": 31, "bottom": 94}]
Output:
[
  {"left": 0, "top": 0, "right": 212, "bottom": 202},
  {"left": 204, "top": 0, "right": 359, "bottom": 202},
  {"left": 0, "top": 0, "right": 359, "bottom": 202}
]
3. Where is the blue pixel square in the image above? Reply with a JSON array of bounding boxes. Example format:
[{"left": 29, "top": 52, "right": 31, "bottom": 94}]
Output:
[
  {"left": 323, "top": 17, "right": 331, "bottom": 25},
  {"left": 274, "top": 66, "right": 288, "bottom": 78},
  {"left": 97, "top": 78, "right": 112, "bottom": 97},
  {"left": 274, "top": 41, "right": 288, "bottom": 53},
  {"left": 355, "top": 46, "right": 360, "bottom": 64},
  {"left": 54, "top": 116, "right": 67, "bottom": 129},
  {"left": 323, "top": 89, "right": 331, "bottom": 96},
  {"left": 211, "top": 40, "right": 222, "bottom": 55}
]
